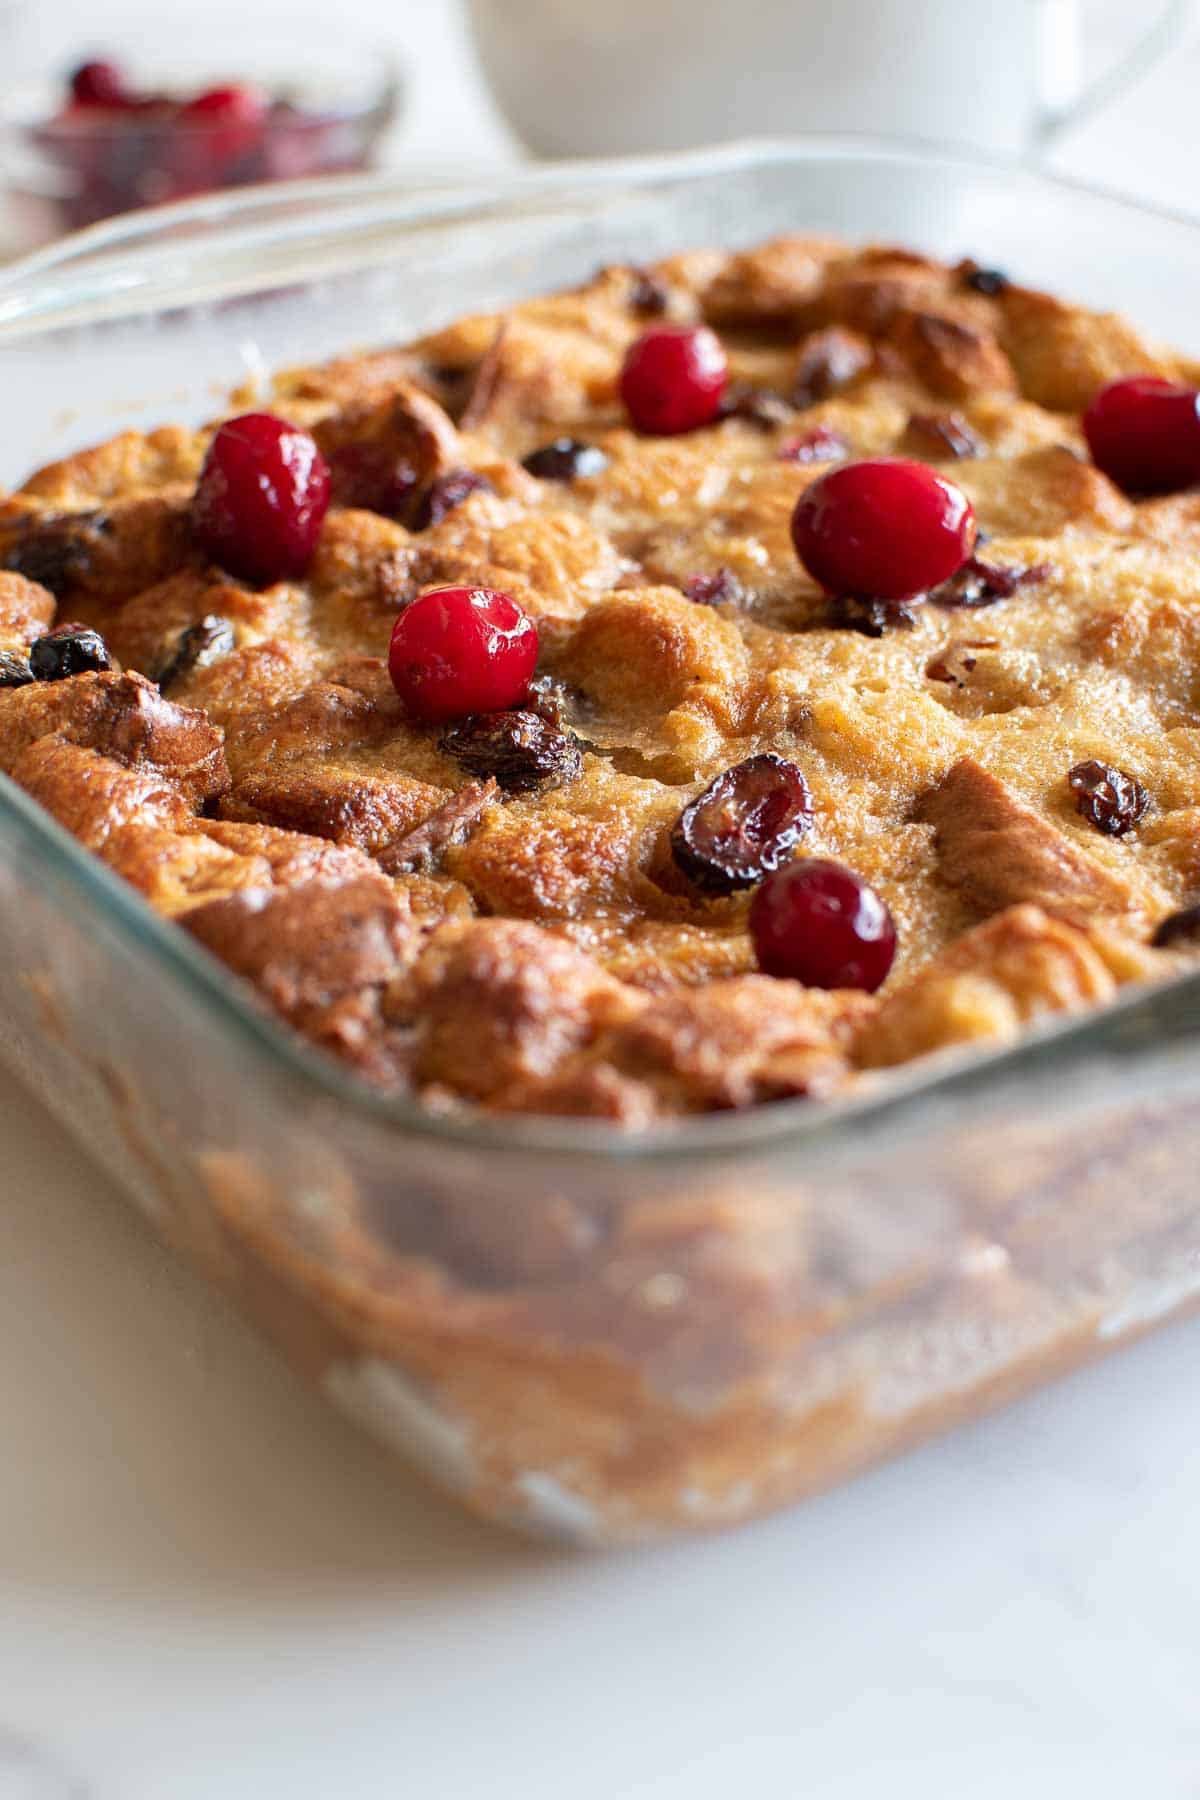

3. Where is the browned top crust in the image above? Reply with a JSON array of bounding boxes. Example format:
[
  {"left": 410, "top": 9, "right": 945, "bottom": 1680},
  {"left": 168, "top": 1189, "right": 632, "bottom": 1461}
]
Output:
[{"left": 3, "top": 235, "right": 1198, "bottom": 1123}]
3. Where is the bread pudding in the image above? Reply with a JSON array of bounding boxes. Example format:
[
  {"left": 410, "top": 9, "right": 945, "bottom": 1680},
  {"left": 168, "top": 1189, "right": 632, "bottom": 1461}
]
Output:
[{"left": 4, "top": 235, "right": 1200, "bottom": 1125}]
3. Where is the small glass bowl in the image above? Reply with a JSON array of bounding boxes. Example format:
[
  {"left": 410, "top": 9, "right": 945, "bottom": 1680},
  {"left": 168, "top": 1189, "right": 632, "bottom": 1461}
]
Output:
[{"left": 3, "top": 33, "right": 403, "bottom": 244}]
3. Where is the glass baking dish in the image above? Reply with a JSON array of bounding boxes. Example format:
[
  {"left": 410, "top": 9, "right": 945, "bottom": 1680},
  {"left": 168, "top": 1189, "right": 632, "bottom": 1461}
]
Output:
[{"left": 4, "top": 139, "right": 1200, "bottom": 1545}]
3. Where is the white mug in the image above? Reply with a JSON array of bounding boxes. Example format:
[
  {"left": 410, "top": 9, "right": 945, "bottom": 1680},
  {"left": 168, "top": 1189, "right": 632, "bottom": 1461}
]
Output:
[{"left": 467, "top": 0, "right": 1193, "bottom": 159}]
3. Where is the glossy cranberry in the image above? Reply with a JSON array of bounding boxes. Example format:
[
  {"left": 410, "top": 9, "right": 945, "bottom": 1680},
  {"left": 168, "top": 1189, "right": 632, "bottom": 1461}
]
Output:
[
  {"left": 183, "top": 83, "right": 266, "bottom": 121},
  {"left": 1083, "top": 376, "right": 1200, "bottom": 494},
  {"left": 791, "top": 458, "right": 976, "bottom": 600},
  {"left": 619, "top": 325, "right": 728, "bottom": 435},
  {"left": 192, "top": 413, "right": 330, "bottom": 585},
  {"left": 69, "top": 60, "right": 131, "bottom": 109},
  {"left": 388, "top": 586, "right": 538, "bottom": 725},
  {"left": 750, "top": 858, "right": 897, "bottom": 991}
]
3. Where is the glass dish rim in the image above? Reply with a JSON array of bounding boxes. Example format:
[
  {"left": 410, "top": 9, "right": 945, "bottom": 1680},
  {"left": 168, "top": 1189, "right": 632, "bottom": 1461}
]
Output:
[
  {"left": 4, "top": 132, "right": 1200, "bottom": 1163},
  {"left": 7, "top": 133, "right": 1200, "bottom": 320}
]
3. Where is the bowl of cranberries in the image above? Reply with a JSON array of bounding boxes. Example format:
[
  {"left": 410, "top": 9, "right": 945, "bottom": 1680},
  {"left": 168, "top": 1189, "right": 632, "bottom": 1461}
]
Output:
[{"left": 7, "top": 40, "right": 402, "bottom": 240}]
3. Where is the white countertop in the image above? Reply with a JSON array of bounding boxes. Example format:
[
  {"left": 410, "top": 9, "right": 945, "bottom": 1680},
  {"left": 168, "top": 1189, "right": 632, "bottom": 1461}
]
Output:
[{"left": 7, "top": 4, "right": 1200, "bottom": 1795}]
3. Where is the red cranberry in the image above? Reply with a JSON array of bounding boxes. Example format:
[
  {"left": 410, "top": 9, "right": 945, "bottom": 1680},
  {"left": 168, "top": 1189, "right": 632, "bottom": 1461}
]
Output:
[
  {"left": 388, "top": 586, "right": 538, "bottom": 725},
  {"left": 179, "top": 84, "right": 269, "bottom": 175},
  {"left": 750, "top": 858, "right": 897, "bottom": 991},
  {"left": 69, "top": 60, "right": 131, "bottom": 109},
  {"left": 192, "top": 413, "right": 331, "bottom": 586},
  {"left": 619, "top": 325, "right": 728, "bottom": 435},
  {"left": 791, "top": 458, "right": 976, "bottom": 600},
  {"left": 1083, "top": 376, "right": 1200, "bottom": 494},
  {"left": 183, "top": 83, "right": 267, "bottom": 121}
]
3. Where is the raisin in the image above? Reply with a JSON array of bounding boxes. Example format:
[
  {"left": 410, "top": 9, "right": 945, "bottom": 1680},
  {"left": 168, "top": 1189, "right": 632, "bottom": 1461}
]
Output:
[
  {"left": 902, "top": 412, "right": 985, "bottom": 460},
  {"left": 628, "top": 268, "right": 671, "bottom": 315},
  {"left": 1152, "top": 904, "right": 1200, "bottom": 949},
  {"left": 684, "top": 568, "right": 743, "bottom": 607},
  {"left": 522, "top": 438, "right": 610, "bottom": 481},
  {"left": 670, "top": 753, "right": 814, "bottom": 894},
  {"left": 28, "top": 625, "right": 112, "bottom": 680},
  {"left": 0, "top": 650, "right": 34, "bottom": 687},
  {"left": 719, "top": 385, "right": 793, "bottom": 429},
  {"left": 1068, "top": 759, "right": 1149, "bottom": 836},
  {"left": 793, "top": 328, "right": 872, "bottom": 407},
  {"left": 932, "top": 556, "right": 1050, "bottom": 609},
  {"left": 327, "top": 443, "right": 420, "bottom": 518},
  {"left": 412, "top": 468, "right": 493, "bottom": 531},
  {"left": 779, "top": 425, "right": 849, "bottom": 464},
  {"left": 2, "top": 510, "right": 108, "bottom": 594},
  {"left": 155, "top": 615, "right": 236, "bottom": 690},
  {"left": 439, "top": 709, "right": 583, "bottom": 794},
  {"left": 962, "top": 265, "right": 1010, "bottom": 296},
  {"left": 829, "top": 594, "right": 922, "bottom": 637}
]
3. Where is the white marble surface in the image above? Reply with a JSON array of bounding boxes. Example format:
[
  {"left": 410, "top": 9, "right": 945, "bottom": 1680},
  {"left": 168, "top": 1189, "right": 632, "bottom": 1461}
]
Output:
[{"left": 7, "top": 3, "right": 1200, "bottom": 1795}]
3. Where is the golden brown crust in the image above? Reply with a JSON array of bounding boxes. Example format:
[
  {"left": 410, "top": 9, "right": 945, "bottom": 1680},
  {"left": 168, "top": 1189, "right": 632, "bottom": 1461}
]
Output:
[
  {"left": 3, "top": 235, "right": 1197, "bottom": 1121},
  {"left": 915, "top": 757, "right": 1152, "bottom": 924}
]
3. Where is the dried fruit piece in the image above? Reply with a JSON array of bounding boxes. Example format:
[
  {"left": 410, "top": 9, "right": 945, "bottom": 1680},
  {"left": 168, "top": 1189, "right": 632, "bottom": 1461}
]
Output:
[
  {"left": 155, "top": 615, "right": 236, "bottom": 690},
  {"left": 932, "top": 556, "right": 1050, "bottom": 609},
  {"left": 961, "top": 264, "right": 1009, "bottom": 296},
  {"left": 793, "top": 328, "right": 872, "bottom": 407},
  {"left": 628, "top": 268, "right": 671, "bottom": 315},
  {"left": 670, "top": 753, "right": 813, "bottom": 895},
  {"left": 684, "top": 568, "right": 743, "bottom": 607},
  {"left": 2, "top": 509, "right": 106, "bottom": 595},
  {"left": 779, "top": 425, "right": 848, "bottom": 464},
  {"left": 1152, "top": 904, "right": 1200, "bottom": 949},
  {"left": 0, "top": 650, "right": 34, "bottom": 688},
  {"left": 829, "top": 594, "right": 922, "bottom": 637},
  {"left": 412, "top": 468, "right": 493, "bottom": 531},
  {"left": 902, "top": 412, "right": 985, "bottom": 459},
  {"left": 1068, "top": 759, "right": 1149, "bottom": 837},
  {"left": 719, "top": 385, "right": 793, "bottom": 429},
  {"left": 439, "top": 709, "right": 583, "bottom": 794},
  {"left": 521, "top": 438, "right": 609, "bottom": 481},
  {"left": 327, "top": 442, "right": 420, "bottom": 518},
  {"left": 28, "top": 624, "right": 112, "bottom": 680}
]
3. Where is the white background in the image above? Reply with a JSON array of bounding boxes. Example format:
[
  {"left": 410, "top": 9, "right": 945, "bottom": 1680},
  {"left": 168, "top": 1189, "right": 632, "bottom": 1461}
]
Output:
[{"left": 6, "top": 2, "right": 1200, "bottom": 1795}]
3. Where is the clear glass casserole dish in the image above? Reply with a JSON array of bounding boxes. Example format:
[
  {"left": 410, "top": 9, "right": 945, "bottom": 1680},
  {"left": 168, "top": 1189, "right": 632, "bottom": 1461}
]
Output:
[{"left": 4, "top": 139, "right": 1200, "bottom": 1545}]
